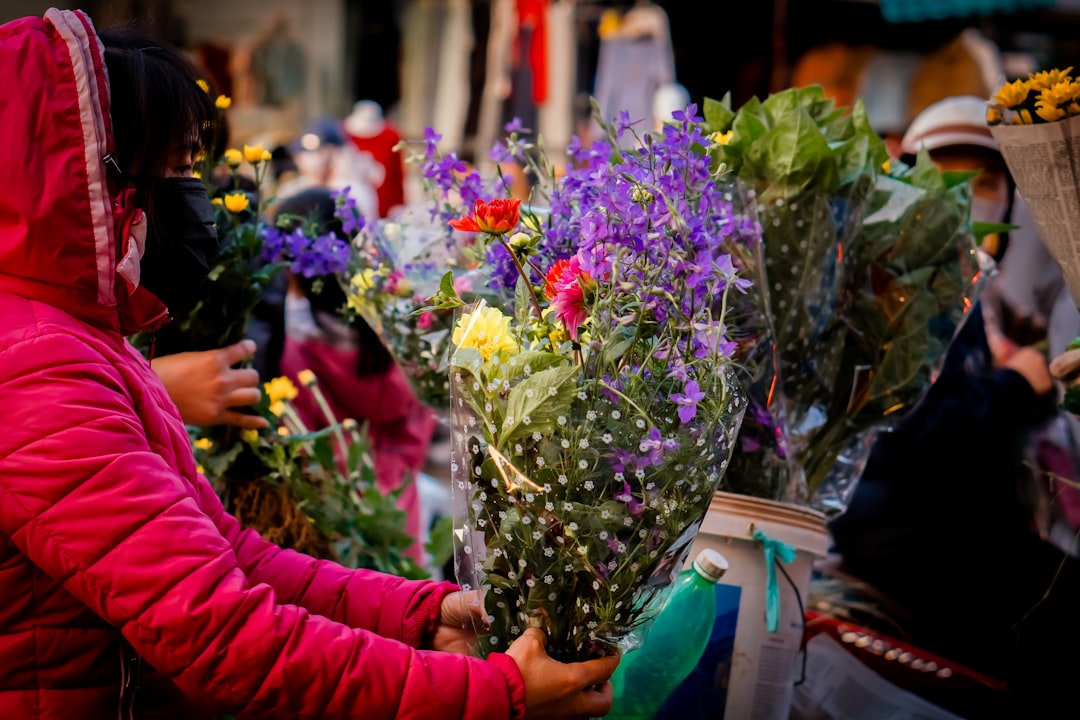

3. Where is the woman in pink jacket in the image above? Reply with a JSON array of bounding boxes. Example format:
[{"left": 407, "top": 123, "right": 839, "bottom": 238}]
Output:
[{"left": 0, "top": 10, "right": 617, "bottom": 720}]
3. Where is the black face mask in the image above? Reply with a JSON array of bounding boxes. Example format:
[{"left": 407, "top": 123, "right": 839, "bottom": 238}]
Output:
[{"left": 139, "top": 177, "right": 220, "bottom": 321}]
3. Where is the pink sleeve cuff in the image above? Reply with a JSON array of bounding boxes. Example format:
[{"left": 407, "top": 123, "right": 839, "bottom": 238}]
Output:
[
  {"left": 486, "top": 652, "right": 527, "bottom": 720},
  {"left": 416, "top": 580, "right": 459, "bottom": 648}
]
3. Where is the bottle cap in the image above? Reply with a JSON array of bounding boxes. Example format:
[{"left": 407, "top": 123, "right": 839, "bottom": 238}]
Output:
[{"left": 692, "top": 548, "right": 729, "bottom": 583}]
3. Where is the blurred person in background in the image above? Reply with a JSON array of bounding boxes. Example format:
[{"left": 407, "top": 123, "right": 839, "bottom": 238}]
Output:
[
  {"left": 271, "top": 187, "right": 437, "bottom": 565},
  {"left": 829, "top": 94, "right": 1080, "bottom": 715}
]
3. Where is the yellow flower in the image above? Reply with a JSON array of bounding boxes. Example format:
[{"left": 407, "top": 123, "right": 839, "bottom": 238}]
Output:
[
  {"left": 1028, "top": 67, "right": 1074, "bottom": 92},
  {"left": 881, "top": 159, "right": 891, "bottom": 175},
  {"left": 297, "top": 369, "right": 317, "bottom": 387},
  {"left": 1037, "top": 82, "right": 1075, "bottom": 111},
  {"left": 711, "top": 130, "right": 733, "bottom": 145},
  {"left": 270, "top": 401, "right": 286, "bottom": 417},
  {"left": 243, "top": 144, "right": 265, "bottom": 164},
  {"left": 991, "top": 78, "right": 1031, "bottom": 109},
  {"left": 342, "top": 418, "right": 358, "bottom": 432},
  {"left": 193, "top": 438, "right": 213, "bottom": 451},
  {"left": 215, "top": 95, "right": 232, "bottom": 109},
  {"left": 211, "top": 197, "right": 223, "bottom": 206},
  {"left": 986, "top": 106, "right": 1003, "bottom": 125},
  {"left": 264, "top": 376, "right": 299, "bottom": 405},
  {"left": 452, "top": 305, "right": 518, "bottom": 360},
  {"left": 196, "top": 79, "right": 209, "bottom": 93},
  {"left": 223, "top": 148, "right": 243, "bottom": 167},
  {"left": 1036, "top": 102, "right": 1066, "bottom": 122},
  {"left": 260, "top": 150, "right": 273, "bottom": 162},
  {"left": 241, "top": 429, "right": 259, "bottom": 444},
  {"left": 277, "top": 426, "right": 290, "bottom": 436},
  {"left": 1017, "top": 108, "right": 1034, "bottom": 125},
  {"left": 192, "top": 170, "right": 202, "bottom": 179},
  {"left": 224, "top": 192, "right": 249, "bottom": 213},
  {"left": 196, "top": 463, "right": 206, "bottom": 474}
]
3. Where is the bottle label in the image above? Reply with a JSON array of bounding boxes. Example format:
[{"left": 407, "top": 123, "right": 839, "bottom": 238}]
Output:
[{"left": 653, "top": 584, "right": 801, "bottom": 720}]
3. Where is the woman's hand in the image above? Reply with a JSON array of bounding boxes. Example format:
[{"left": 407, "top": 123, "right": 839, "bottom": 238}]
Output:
[
  {"left": 506, "top": 628, "right": 618, "bottom": 720},
  {"left": 151, "top": 340, "right": 269, "bottom": 429},
  {"left": 431, "top": 589, "right": 488, "bottom": 655}
]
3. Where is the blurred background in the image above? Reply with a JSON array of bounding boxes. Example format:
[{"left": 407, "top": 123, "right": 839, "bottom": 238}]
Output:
[{"left": 2, "top": 0, "right": 1079, "bottom": 163}]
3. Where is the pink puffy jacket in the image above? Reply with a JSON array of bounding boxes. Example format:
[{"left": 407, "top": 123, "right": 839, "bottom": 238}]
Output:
[{"left": 0, "top": 10, "right": 524, "bottom": 720}]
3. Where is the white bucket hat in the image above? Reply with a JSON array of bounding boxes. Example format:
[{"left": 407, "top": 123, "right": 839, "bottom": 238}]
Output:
[{"left": 899, "top": 94, "right": 1000, "bottom": 156}]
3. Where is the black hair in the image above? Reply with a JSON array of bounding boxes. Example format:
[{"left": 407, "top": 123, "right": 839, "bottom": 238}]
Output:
[
  {"left": 99, "top": 23, "right": 218, "bottom": 211},
  {"left": 273, "top": 188, "right": 393, "bottom": 377}
]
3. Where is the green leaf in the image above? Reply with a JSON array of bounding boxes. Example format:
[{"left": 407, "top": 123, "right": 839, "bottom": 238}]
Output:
[
  {"left": 1068, "top": 337, "right": 1080, "bottom": 351},
  {"left": 499, "top": 364, "right": 580, "bottom": 449},
  {"left": 425, "top": 515, "right": 455, "bottom": 569},
  {"left": 908, "top": 148, "right": 946, "bottom": 192},
  {"left": 703, "top": 94, "right": 734, "bottom": 133},
  {"left": 972, "top": 221, "right": 1020, "bottom": 241},
  {"left": 942, "top": 169, "right": 981, "bottom": 189},
  {"left": 500, "top": 350, "right": 566, "bottom": 382}
]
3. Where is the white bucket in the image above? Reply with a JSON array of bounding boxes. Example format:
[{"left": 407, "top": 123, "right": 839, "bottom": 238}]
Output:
[{"left": 657, "top": 491, "right": 830, "bottom": 720}]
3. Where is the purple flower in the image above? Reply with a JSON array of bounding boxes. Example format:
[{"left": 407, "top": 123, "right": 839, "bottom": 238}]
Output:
[
  {"left": 331, "top": 188, "right": 364, "bottom": 235},
  {"left": 638, "top": 427, "right": 665, "bottom": 465},
  {"left": 671, "top": 380, "right": 706, "bottom": 424}
]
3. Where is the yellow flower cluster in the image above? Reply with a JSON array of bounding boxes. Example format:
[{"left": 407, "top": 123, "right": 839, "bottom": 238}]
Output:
[
  {"left": 988, "top": 67, "right": 1080, "bottom": 125},
  {"left": 265, "top": 375, "right": 299, "bottom": 416},
  {"left": 452, "top": 305, "right": 519, "bottom": 361}
]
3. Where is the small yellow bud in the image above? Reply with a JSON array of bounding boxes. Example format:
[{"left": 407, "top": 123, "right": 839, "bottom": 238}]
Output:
[
  {"left": 342, "top": 418, "right": 358, "bottom": 432},
  {"left": 261, "top": 149, "right": 273, "bottom": 162},
  {"left": 196, "top": 464, "right": 206, "bottom": 474},
  {"left": 243, "top": 144, "right": 265, "bottom": 164},
  {"left": 196, "top": 79, "right": 209, "bottom": 93},
  {"left": 224, "top": 192, "right": 249, "bottom": 214},
  {"left": 277, "top": 426, "right": 290, "bottom": 436},
  {"left": 241, "top": 429, "right": 259, "bottom": 443},
  {"left": 215, "top": 95, "right": 232, "bottom": 110},
  {"left": 223, "top": 148, "right": 243, "bottom": 167},
  {"left": 298, "top": 369, "right": 317, "bottom": 387},
  {"left": 211, "top": 197, "right": 223, "bottom": 206},
  {"left": 193, "top": 438, "right": 213, "bottom": 451}
]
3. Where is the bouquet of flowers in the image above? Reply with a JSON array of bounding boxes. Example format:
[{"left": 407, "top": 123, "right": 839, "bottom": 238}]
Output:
[
  {"left": 703, "top": 86, "right": 983, "bottom": 508},
  {"left": 342, "top": 202, "right": 496, "bottom": 411},
  {"left": 986, "top": 67, "right": 1080, "bottom": 309},
  {"left": 193, "top": 370, "right": 429, "bottom": 578},
  {"left": 423, "top": 108, "right": 758, "bottom": 663}
]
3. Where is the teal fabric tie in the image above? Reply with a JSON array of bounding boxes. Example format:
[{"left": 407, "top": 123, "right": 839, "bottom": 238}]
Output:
[{"left": 752, "top": 528, "right": 797, "bottom": 633}]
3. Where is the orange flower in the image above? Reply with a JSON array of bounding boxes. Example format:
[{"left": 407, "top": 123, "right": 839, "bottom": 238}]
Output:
[
  {"left": 449, "top": 198, "right": 521, "bottom": 235},
  {"left": 544, "top": 258, "right": 571, "bottom": 299}
]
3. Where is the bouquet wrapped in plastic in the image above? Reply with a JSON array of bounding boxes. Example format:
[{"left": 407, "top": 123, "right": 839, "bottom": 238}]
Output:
[
  {"left": 704, "top": 86, "right": 984, "bottom": 509},
  {"left": 429, "top": 108, "right": 758, "bottom": 662},
  {"left": 342, "top": 204, "right": 495, "bottom": 411}
]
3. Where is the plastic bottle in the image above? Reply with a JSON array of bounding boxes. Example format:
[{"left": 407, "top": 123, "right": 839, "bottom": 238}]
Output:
[{"left": 609, "top": 548, "right": 729, "bottom": 720}]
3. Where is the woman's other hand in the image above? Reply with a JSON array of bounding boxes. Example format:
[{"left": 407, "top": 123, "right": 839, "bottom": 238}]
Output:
[
  {"left": 506, "top": 628, "right": 619, "bottom": 720},
  {"left": 151, "top": 340, "right": 269, "bottom": 428}
]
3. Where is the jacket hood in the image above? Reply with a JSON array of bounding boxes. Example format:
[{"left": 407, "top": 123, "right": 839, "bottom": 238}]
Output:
[{"left": 0, "top": 9, "right": 166, "bottom": 335}]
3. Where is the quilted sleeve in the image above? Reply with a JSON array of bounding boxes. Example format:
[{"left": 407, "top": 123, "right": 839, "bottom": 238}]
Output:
[
  {"left": 0, "top": 331, "right": 524, "bottom": 720},
  {"left": 195, "top": 476, "right": 452, "bottom": 649}
]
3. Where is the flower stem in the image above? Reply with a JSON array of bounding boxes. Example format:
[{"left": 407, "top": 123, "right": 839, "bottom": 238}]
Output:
[{"left": 494, "top": 233, "right": 544, "bottom": 320}]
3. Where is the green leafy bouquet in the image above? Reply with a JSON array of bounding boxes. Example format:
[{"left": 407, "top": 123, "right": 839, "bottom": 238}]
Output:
[
  {"left": 194, "top": 371, "right": 430, "bottom": 577},
  {"left": 703, "top": 86, "right": 984, "bottom": 508}
]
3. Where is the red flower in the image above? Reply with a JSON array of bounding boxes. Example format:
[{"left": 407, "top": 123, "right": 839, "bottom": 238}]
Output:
[
  {"left": 449, "top": 198, "right": 522, "bottom": 235},
  {"left": 543, "top": 258, "right": 572, "bottom": 299},
  {"left": 550, "top": 256, "right": 594, "bottom": 341}
]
